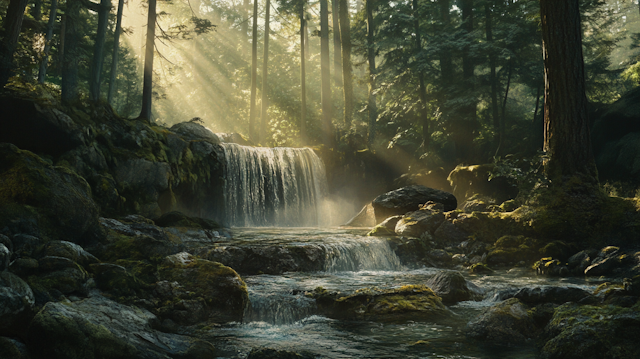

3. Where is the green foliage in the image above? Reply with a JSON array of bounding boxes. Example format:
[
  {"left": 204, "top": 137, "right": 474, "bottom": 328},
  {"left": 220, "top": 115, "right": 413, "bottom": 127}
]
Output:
[{"left": 490, "top": 152, "right": 549, "bottom": 197}]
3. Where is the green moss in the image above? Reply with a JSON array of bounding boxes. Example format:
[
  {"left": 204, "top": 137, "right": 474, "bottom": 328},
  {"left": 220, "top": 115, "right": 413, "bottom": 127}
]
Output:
[
  {"left": 367, "top": 224, "right": 395, "bottom": 236},
  {"left": 468, "top": 263, "right": 494, "bottom": 274}
]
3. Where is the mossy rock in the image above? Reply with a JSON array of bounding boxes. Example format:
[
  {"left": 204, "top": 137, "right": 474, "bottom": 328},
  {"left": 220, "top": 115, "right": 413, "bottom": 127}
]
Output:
[
  {"left": 466, "top": 298, "right": 538, "bottom": 344},
  {"left": 314, "top": 285, "right": 449, "bottom": 321},
  {"left": 158, "top": 257, "right": 249, "bottom": 323},
  {"left": 0, "top": 143, "right": 99, "bottom": 242},
  {"left": 540, "top": 302, "right": 640, "bottom": 359},
  {"left": 367, "top": 224, "right": 396, "bottom": 236},
  {"left": 468, "top": 263, "right": 494, "bottom": 274},
  {"left": 154, "top": 211, "right": 221, "bottom": 230},
  {"left": 0, "top": 337, "right": 28, "bottom": 359}
]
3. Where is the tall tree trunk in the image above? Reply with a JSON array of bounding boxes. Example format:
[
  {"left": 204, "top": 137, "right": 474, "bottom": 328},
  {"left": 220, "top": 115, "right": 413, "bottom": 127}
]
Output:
[
  {"left": 61, "top": 0, "right": 81, "bottom": 105},
  {"left": 260, "top": 0, "right": 272, "bottom": 144},
  {"left": 366, "top": 0, "right": 377, "bottom": 145},
  {"left": 320, "top": 0, "right": 334, "bottom": 147},
  {"left": 455, "top": 0, "right": 475, "bottom": 161},
  {"left": 485, "top": 3, "right": 499, "bottom": 142},
  {"left": 332, "top": 0, "right": 342, "bottom": 87},
  {"left": 32, "top": 0, "right": 43, "bottom": 20},
  {"left": 300, "top": 4, "right": 307, "bottom": 143},
  {"left": 540, "top": 0, "right": 596, "bottom": 182},
  {"left": 89, "top": 0, "right": 112, "bottom": 103},
  {"left": 107, "top": 0, "right": 125, "bottom": 104},
  {"left": 249, "top": 0, "right": 259, "bottom": 141},
  {"left": 438, "top": 0, "right": 452, "bottom": 119},
  {"left": 0, "top": 0, "right": 30, "bottom": 86},
  {"left": 37, "top": 0, "right": 58, "bottom": 84},
  {"left": 139, "top": 0, "right": 157, "bottom": 122},
  {"left": 242, "top": 0, "right": 249, "bottom": 40},
  {"left": 340, "top": 0, "right": 353, "bottom": 127},
  {"left": 413, "top": 0, "right": 429, "bottom": 149},
  {"left": 495, "top": 59, "right": 512, "bottom": 156},
  {"left": 58, "top": 14, "right": 65, "bottom": 73}
]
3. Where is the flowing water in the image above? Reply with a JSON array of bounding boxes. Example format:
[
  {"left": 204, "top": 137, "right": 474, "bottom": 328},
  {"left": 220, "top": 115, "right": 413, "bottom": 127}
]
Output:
[
  {"left": 201, "top": 228, "right": 603, "bottom": 359},
  {"left": 221, "top": 144, "right": 328, "bottom": 227}
]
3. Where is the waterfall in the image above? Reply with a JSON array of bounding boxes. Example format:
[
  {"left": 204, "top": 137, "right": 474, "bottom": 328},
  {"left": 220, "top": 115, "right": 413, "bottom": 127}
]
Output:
[
  {"left": 321, "top": 237, "right": 404, "bottom": 272},
  {"left": 221, "top": 143, "right": 329, "bottom": 227}
]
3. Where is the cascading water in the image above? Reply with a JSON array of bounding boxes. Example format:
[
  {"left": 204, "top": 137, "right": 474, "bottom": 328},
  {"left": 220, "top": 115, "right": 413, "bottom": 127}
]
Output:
[{"left": 221, "top": 143, "right": 328, "bottom": 227}]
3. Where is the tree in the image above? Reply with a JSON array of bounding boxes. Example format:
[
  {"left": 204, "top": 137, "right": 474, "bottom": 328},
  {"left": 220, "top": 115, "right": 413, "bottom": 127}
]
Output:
[
  {"left": 89, "top": 0, "right": 112, "bottom": 102},
  {"left": 413, "top": 0, "right": 429, "bottom": 149},
  {"left": 139, "top": 0, "right": 157, "bottom": 122},
  {"left": 249, "top": 0, "right": 259, "bottom": 141},
  {"left": 37, "top": 0, "right": 59, "bottom": 84},
  {"left": 61, "top": 0, "right": 82, "bottom": 105},
  {"left": 0, "top": 0, "right": 30, "bottom": 86},
  {"left": 320, "top": 0, "right": 334, "bottom": 147},
  {"left": 366, "top": 0, "right": 377, "bottom": 145},
  {"left": 339, "top": 0, "right": 352, "bottom": 127},
  {"left": 107, "top": 0, "right": 125, "bottom": 104},
  {"left": 300, "top": 1, "right": 307, "bottom": 142},
  {"left": 540, "top": 0, "right": 597, "bottom": 183},
  {"left": 332, "top": 0, "right": 342, "bottom": 87},
  {"left": 260, "top": 0, "right": 272, "bottom": 144}
]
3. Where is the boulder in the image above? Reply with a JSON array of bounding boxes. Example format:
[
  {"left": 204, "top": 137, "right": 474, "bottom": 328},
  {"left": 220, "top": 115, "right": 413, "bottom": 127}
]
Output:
[
  {"left": 0, "top": 143, "right": 99, "bottom": 242},
  {"left": 539, "top": 302, "right": 640, "bottom": 359},
  {"left": 433, "top": 220, "right": 470, "bottom": 244},
  {"left": 157, "top": 257, "right": 249, "bottom": 323},
  {"left": 0, "top": 336, "right": 29, "bottom": 359},
  {"left": 313, "top": 285, "right": 450, "bottom": 321},
  {"left": 344, "top": 203, "right": 376, "bottom": 227},
  {"left": 371, "top": 185, "right": 456, "bottom": 223},
  {"left": 0, "top": 272, "right": 35, "bottom": 334},
  {"left": 497, "top": 286, "right": 593, "bottom": 305},
  {"left": 154, "top": 211, "right": 221, "bottom": 230},
  {"left": 216, "top": 132, "right": 254, "bottom": 146},
  {"left": 43, "top": 241, "right": 99, "bottom": 267},
  {"left": 0, "top": 96, "right": 86, "bottom": 157},
  {"left": 247, "top": 348, "right": 315, "bottom": 359},
  {"left": 447, "top": 164, "right": 518, "bottom": 203},
  {"left": 114, "top": 158, "right": 172, "bottom": 218},
  {"left": 426, "top": 271, "right": 483, "bottom": 304},
  {"left": 170, "top": 121, "right": 220, "bottom": 144},
  {"left": 0, "top": 244, "right": 9, "bottom": 271},
  {"left": 466, "top": 298, "right": 538, "bottom": 344},
  {"left": 27, "top": 295, "right": 216, "bottom": 359},
  {"left": 395, "top": 210, "right": 445, "bottom": 238}
]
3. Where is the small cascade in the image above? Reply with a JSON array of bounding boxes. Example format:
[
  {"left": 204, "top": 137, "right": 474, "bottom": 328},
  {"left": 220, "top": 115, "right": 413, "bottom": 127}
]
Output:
[
  {"left": 321, "top": 237, "right": 404, "bottom": 272},
  {"left": 245, "top": 290, "right": 317, "bottom": 325},
  {"left": 221, "top": 143, "right": 328, "bottom": 227}
]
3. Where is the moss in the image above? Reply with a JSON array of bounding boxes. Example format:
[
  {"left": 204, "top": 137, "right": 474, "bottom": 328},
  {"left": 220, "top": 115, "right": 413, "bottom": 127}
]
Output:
[
  {"left": 367, "top": 224, "right": 395, "bottom": 236},
  {"left": 468, "top": 263, "right": 494, "bottom": 274}
]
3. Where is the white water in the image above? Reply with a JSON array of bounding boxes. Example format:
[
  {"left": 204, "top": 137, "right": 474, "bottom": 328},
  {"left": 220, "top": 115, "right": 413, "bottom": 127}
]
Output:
[{"left": 221, "top": 144, "right": 329, "bottom": 227}]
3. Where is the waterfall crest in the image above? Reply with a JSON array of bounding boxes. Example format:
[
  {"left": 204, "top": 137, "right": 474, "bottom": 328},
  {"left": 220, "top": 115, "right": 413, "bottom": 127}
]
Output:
[{"left": 221, "top": 143, "right": 328, "bottom": 227}]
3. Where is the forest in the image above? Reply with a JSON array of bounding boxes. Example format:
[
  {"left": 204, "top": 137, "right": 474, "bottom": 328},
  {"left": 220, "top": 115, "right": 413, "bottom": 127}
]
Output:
[{"left": 2, "top": 0, "right": 640, "bottom": 358}]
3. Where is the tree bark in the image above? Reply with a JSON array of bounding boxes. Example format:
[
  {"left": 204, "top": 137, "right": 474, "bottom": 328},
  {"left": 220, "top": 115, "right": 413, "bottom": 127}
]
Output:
[
  {"left": 0, "top": 0, "right": 30, "bottom": 86},
  {"left": 496, "top": 60, "right": 512, "bottom": 156},
  {"left": 540, "top": 0, "right": 596, "bottom": 182},
  {"left": 260, "top": 0, "right": 272, "bottom": 144},
  {"left": 139, "top": 0, "right": 157, "bottom": 122},
  {"left": 413, "top": 0, "right": 429, "bottom": 149},
  {"left": 242, "top": 0, "right": 250, "bottom": 39},
  {"left": 107, "top": 0, "right": 125, "bottom": 104},
  {"left": 332, "top": 0, "right": 342, "bottom": 87},
  {"left": 61, "top": 0, "right": 81, "bottom": 105},
  {"left": 320, "top": 0, "right": 334, "bottom": 147},
  {"left": 37, "top": 0, "right": 59, "bottom": 84},
  {"left": 300, "top": 4, "right": 307, "bottom": 143},
  {"left": 89, "top": 0, "right": 112, "bottom": 103},
  {"left": 454, "top": 0, "right": 476, "bottom": 161},
  {"left": 249, "top": 0, "right": 259, "bottom": 141},
  {"left": 438, "top": 0, "right": 452, "bottom": 118},
  {"left": 340, "top": 0, "right": 353, "bottom": 127},
  {"left": 366, "top": 0, "right": 377, "bottom": 145},
  {"left": 485, "top": 3, "right": 499, "bottom": 140}
]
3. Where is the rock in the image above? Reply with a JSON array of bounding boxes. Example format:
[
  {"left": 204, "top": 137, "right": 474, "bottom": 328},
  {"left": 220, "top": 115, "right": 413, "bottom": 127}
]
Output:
[
  {"left": 0, "top": 336, "right": 29, "bottom": 359},
  {"left": 0, "top": 244, "right": 9, "bottom": 271},
  {"left": 426, "top": 271, "right": 482, "bottom": 304},
  {"left": 10, "top": 234, "right": 45, "bottom": 259},
  {"left": 28, "top": 265, "right": 90, "bottom": 296},
  {"left": 468, "top": 263, "right": 494, "bottom": 274},
  {"left": 583, "top": 246, "right": 626, "bottom": 277},
  {"left": 344, "top": 203, "right": 377, "bottom": 227},
  {"left": 0, "top": 144, "right": 99, "bottom": 242},
  {"left": 170, "top": 121, "right": 221, "bottom": 144},
  {"left": 0, "top": 234, "right": 12, "bottom": 252},
  {"left": 8, "top": 258, "right": 39, "bottom": 276},
  {"left": 247, "top": 348, "right": 315, "bottom": 359},
  {"left": 43, "top": 241, "right": 99, "bottom": 267},
  {"left": 462, "top": 199, "right": 489, "bottom": 213},
  {"left": 433, "top": 220, "right": 470, "bottom": 244},
  {"left": 0, "top": 96, "right": 86, "bottom": 157},
  {"left": 539, "top": 302, "right": 640, "bottom": 359},
  {"left": 567, "top": 249, "right": 596, "bottom": 274},
  {"left": 371, "top": 185, "right": 457, "bottom": 223},
  {"left": 486, "top": 236, "right": 538, "bottom": 267},
  {"left": 313, "top": 285, "right": 450, "bottom": 321},
  {"left": 497, "top": 286, "right": 593, "bottom": 305},
  {"left": 447, "top": 164, "right": 517, "bottom": 203},
  {"left": 466, "top": 298, "right": 538, "bottom": 344},
  {"left": 157, "top": 257, "right": 249, "bottom": 323},
  {"left": 91, "top": 263, "right": 150, "bottom": 297},
  {"left": 426, "top": 249, "right": 452, "bottom": 265},
  {"left": 216, "top": 132, "right": 254, "bottom": 146},
  {"left": 154, "top": 211, "right": 221, "bottom": 230},
  {"left": 0, "top": 272, "right": 35, "bottom": 334},
  {"left": 114, "top": 158, "right": 171, "bottom": 218},
  {"left": 395, "top": 210, "right": 445, "bottom": 237},
  {"left": 533, "top": 258, "right": 569, "bottom": 276},
  {"left": 27, "top": 295, "right": 216, "bottom": 359}
]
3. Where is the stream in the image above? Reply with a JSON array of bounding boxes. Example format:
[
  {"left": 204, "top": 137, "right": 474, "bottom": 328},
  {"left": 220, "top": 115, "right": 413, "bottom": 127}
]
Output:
[{"left": 198, "top": 228, "right": 603, "bottom": 359}]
